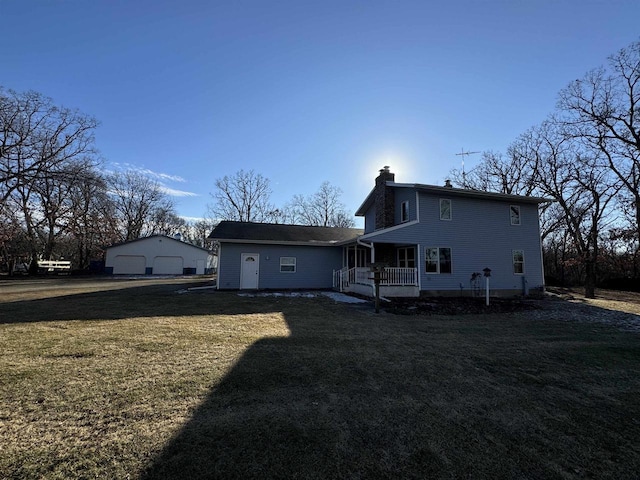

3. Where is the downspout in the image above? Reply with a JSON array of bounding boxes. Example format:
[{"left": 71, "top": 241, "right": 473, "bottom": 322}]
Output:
[
  {"left": 357, "top": 236, "right": 375, "bottom": 264},
  {"left": 216, "top": 243, "right": 221, "bottom": 290}
]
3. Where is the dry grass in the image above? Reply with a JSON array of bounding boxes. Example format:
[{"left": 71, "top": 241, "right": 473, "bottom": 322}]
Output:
[
  {"left": 1, "top": 278, "right": 639, "bottom": 479},
  {"left": 548, "top": 286, "right": 640, "bottom": 316}
]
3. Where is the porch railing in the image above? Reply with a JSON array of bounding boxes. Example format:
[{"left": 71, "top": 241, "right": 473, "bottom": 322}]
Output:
[
  {"left": 382, "top": 267, "right": 418, "bottom": 286},
  {"left": 333, "top": 266, "right": 418, "bottom": 291}
]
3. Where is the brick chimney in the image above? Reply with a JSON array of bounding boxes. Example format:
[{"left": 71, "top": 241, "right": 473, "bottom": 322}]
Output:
[{"left": 375, "top": 166, "right": 395, "bottom": 230}]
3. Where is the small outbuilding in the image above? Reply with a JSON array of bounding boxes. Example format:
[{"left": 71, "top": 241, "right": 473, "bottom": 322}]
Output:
[{"left": 104, "top": 235, "right": 215, "bottom": 275}]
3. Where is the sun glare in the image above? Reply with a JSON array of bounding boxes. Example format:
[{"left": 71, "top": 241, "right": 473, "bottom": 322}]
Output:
[{"left": 368, "top": 153, "right": 413, "bottom": 182}]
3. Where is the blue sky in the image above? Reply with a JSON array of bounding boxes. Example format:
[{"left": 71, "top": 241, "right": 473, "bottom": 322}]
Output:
[{"left": 3, "top": 0, "right": 639, "bottom": 226}]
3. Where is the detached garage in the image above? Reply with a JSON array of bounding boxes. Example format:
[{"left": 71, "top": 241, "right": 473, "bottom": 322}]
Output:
[{"left": 104, "top": 235, "right": 214, "bottom": 275}]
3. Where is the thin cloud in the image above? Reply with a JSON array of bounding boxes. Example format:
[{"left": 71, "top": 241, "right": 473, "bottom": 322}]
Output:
[
  {"left": 159, "top": 186, "right": 199, "bottom": 197},
  {"left": 111, "top": 163, "right": 186, "bottom": 183},
  {"left": 108, "top": 162, "right": 197, "bottom": 197}
]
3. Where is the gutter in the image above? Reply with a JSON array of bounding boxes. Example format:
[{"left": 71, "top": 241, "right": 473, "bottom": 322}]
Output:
[{"left": 357, "top": 236, "right": 375, "bottom": 263}]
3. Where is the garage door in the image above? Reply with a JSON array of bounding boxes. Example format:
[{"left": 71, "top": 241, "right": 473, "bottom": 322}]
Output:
[
  {"left": 113, "top": 255, "right": 146, "bottom": 275},
  {"left": 153, "top": 256, "right": 184, "bottom": 275}
]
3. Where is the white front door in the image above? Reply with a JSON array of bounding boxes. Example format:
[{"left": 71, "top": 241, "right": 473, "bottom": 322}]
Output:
[{"left": 240, "top": 253, "right": 259, "bottom": 289}]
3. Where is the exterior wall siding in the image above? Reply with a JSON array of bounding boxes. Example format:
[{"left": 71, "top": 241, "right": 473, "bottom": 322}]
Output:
[
  {"left": 363, "top": 190, "right": 545, "bottom": 294},
  {"left": 394, "top": 187, "right": 416, "bottom": 224},
  {"left": 364, "top": 207, "right": 376, "bottom": 234},
  {"left": 218, "top": 243, "right": 343, "bottom": 289}
]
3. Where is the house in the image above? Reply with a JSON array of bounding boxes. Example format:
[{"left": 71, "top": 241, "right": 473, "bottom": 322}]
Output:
[
  {"left": 104, "top": 235, "right": 215, "bottom": 275},
  {"left": 210, "top": 167, "right": 549, "bottom": 297},
  {"left": 210, "top": 222, "right": 363, "bottom": 289}
]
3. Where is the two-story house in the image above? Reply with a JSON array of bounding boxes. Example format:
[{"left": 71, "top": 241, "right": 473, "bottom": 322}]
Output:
[{"left": 210, "top": 167, "right": 548, "bottom": 297}]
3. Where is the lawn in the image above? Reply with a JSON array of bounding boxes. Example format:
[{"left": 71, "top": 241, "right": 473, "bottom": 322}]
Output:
[{"left": 1, "top": 278, "right": 639, "bottom": 479}]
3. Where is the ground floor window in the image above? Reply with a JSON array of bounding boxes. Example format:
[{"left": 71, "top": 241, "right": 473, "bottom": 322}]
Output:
[
  {"left": 346, "top": 247, "right": 368, "bottom": 268},
  {"left": 425, "top": 247, "right": 452, "bottom": 274},
  {"left": 397, "top": 247, "right": 415, "bottom": 268},
  {"left": 280, "top": 256, "right": 296, "bottom": 273},
  {"left": 513, "top": 250, "right": 524, "bottom": 274}
]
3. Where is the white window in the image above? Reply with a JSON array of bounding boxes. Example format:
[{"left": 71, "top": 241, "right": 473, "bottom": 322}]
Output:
[
  {"left": 397, "top": 247, "right": 415, "bottom": 268},
  {"left": 513, "top": 250, "right": 524, "bottom": 274},
  {"left": 440, "top": 199, "right": 452, "bottom": 221},
  {"left": 425, "top": 247, "right": 452, "bottom": 274},
  {"left": 401, "top": 200, "right": 409, "bottom": 223},
  {"left": 280, "top": 256, "right": 296, "bottom": 273},
  {"left": 510, "top": 205, "right": 521, "bottom": 225}
]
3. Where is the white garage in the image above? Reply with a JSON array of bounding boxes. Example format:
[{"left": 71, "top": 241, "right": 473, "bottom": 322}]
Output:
[{"left": 104, "top": 235, "right": 214, "bottom": 275}]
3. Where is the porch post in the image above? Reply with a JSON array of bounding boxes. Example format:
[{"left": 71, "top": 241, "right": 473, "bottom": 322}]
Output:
[
  {"left": 417, "top": 244, "right": 421, "bottom": 290},
  {"left": 371, "top": 243, "right": 375, "bottom": 263}
]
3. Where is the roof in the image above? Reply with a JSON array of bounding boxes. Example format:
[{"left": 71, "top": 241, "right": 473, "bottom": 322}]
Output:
[
  {"left": 355, "top": 182, "right": 552, "bottom": 216},
  {"left": 104, "top": 234, "right": 211, "bottom": 252},
  {"left": 209, "top": 221, "right": 363, "bottom": 246}
]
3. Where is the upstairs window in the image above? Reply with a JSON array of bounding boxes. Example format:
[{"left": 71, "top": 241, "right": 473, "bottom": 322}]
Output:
[
  {"left": 440, "top": 199, "right": 452, "bottom": 221},
  {"left": 510, "top": 205, "right": 521, "bottom": 225},
  {"left": 425, "top": 247, "right": 452, "bottom": 274},
  {"left": 401, "top": 200, "right": 409, "bottom": 222},
  {"left": 513, "top": 250, "right": 525, "bottom": 274},
  {"left": 280, "top": 257, "right": 296, "bottom": 273}
]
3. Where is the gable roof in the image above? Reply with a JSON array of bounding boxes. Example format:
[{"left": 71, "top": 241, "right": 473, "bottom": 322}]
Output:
[
  {"left": 104, "top": 234, "right": 211, "bottom": 252},
  {"left": 355, "top": 181, "right": 552, "bottom": 216},
  {"left": 209, "top": 221, "right": 363, "bottom": 246}
]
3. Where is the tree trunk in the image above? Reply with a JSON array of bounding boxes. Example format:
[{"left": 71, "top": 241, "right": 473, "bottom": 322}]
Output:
[
  {"left": 584, "top": 258, "right": 596, "bottom": 299},
  {"left": 28, "top": 255, "right": 39, "bottom": 276}
]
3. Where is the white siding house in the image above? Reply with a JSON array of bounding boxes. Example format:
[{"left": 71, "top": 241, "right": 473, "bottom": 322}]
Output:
[
  {"left": 210, "top": 167, "right": 550, "bottom": 297},
  {"left": 105, "top": 235, "right": 214, "bottom": 275}
]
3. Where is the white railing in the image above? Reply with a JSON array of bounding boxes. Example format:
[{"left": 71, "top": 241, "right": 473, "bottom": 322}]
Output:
[
  {"left": 353, "top": 267, "right": 371, "bottom": 285},
  {"left": 383, "top": 267, "right": 417, "bottom": 286},
  {"left": 334, "top": 266, "right": 417, "bottom": 289},
  {"left": 333, "top": 267, "right": 347, "bottom": 292}
]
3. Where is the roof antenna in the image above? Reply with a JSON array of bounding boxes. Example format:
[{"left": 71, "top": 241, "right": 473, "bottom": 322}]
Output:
[{"left": 455, "top": 148, "right": 479, "bottom": 188}]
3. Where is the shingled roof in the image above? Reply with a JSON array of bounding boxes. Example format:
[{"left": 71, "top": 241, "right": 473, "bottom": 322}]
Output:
[{"left": 209, "top": 221, "right": 363, "bottom": 245}]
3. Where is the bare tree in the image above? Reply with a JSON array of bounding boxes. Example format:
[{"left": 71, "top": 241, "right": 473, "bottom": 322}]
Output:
[
  {"left": 557, "top": 40, "right": 640, "bottom": 252},
  {"left": 283, "top": 181, "right": 355, "bottom": 227},
  {"left": 65, "top": 169, "right": 118, "bottom": 269},
  {"left": 208, "top": 169, "right": 276, "bottom": 222},
  {"left": 0, "top": 88, "right": 100, "bottom": 272},
  {"left": 511, "top": 122, "right": 620, "bottom": 297},
  {"left": 0, "top": 87, "right": 98, "bottom": 203},
  {"left": 449, "top": 150, "right": 538, "bottom": 196},
  {"left": 0, "top": 196, "right": 28, "bottom": 274},
  {"left": 108, "top": 170, "right": 177, "bottom": 241},
  {"left": 183, "top": 218, "right": 218, "bottom": 248},
  {"left": 148, "top": 205, "right": 186, "bottom": 237}
]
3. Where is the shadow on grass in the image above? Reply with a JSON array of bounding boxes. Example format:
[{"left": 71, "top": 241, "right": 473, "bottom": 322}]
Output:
[{"left": 140, "top": 295, "right": 640, "bottom": 479}]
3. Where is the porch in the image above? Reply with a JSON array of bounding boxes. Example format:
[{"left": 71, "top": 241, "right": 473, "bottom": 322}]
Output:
[{"left": 332, "top": 266, "right": 419, "bottom": 298}]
